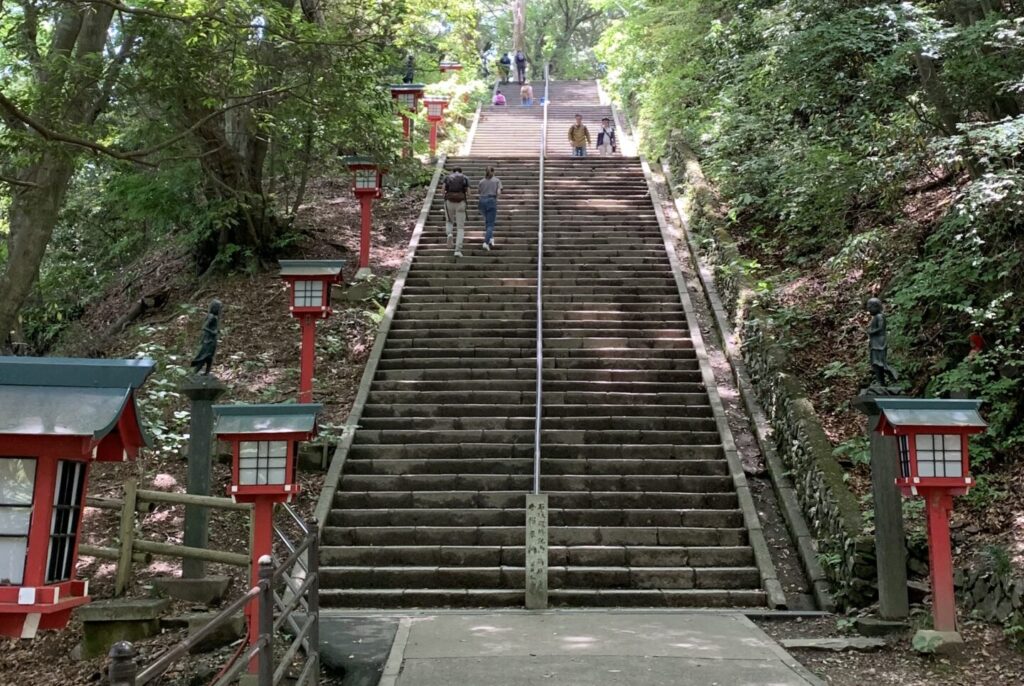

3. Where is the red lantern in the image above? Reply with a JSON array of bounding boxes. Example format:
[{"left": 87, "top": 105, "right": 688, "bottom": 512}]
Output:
[
  {"left": 279, "top": 260, "right": 345, "bottom": 403},
  {"left": 388, "top": 84, "right": 425, "bottom": 155},
  {"left": 0, "top": 357, "right": 154, "bottom": 638},
  {"left": 438, "top": 61, "right": 463, "bottom": 73},
  {"left": 875, "top": 398, "right": 987, "bottom": 634},
  {"left": 214, "top": 402, "right": 321, "bottom": 671},
  {"left": 421, "top": 97, "right": 450, "bottom": 155},
  {"left": 342, "top": 157, "right": 384, "bottom": 280}
]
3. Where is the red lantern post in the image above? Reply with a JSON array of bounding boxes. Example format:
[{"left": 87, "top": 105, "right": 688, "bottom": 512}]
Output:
[
  {"left": 213, "top": 403, "right": 322, "bottom": 672},
  {"left": 0, "top": 357, "right": 154, "bottom": 638},
  {"left": 342, "top": 157, "right": 384, "bottom": 278},
  {"left": 422, "top": 97, "right": 450, "bottom": 156},
  {"left": 874, "top": 398, "right": 987, "bottom": 636},
  {"left": 278, "top": 260, "right": 345, "bottom": 403},
  {"left": 388, "top": 84, "right": 424, "bottom": 156}
]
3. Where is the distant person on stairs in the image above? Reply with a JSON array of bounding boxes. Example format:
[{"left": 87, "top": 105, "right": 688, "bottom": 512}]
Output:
[
  {"left": 596, "top": 117, "right": 617, "bottom": 155},
  {"left": 520, "top": 82, "right": 534, "bottom": 106},
  {"left": 493, "top": 90, "right": 507, "bottom": 106},
  {"left": 478, "top": 167, "right": 502, "bottom": 251},
  {"left": 498, "top": 53, "right": 511, "bottom": 83},
  {"left": 568, "top": 114, "right": 590, "bottom": 157},
  {"left": 444, "top": 167, "right": 470, "bottom": 258},
  {"left": 514, "top": 50, "right": 527, "bottom": 83}
]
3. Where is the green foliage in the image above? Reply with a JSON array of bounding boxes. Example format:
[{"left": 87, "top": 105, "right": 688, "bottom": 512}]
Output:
[
  {"left": 912, "top": 630, "right": 943, "bottom": 654},
  {"left": 1, "top": 0, "right": 485, "bottom": 352},
  {"left": 833, "top": 436, "right": 870, "bottom": 467},
  {"left": 598, "top": 0, "right": 1024, "bottom": 471}
]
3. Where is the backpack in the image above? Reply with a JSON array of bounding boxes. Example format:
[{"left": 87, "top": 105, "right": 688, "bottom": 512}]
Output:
[
  {"left": 500, "top": 54, "right": 511, "bottom": 66},
  {"left": 444, "top": 173, "right": 468, "bottom": 202},
  {"left": 515, "top": 51, "right": 526, "bottom": 65}
]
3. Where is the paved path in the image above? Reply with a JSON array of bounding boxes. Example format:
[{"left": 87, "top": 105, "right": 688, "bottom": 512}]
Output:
[{"left": 320, "top": 610, "right": 822, "bottom": 685}]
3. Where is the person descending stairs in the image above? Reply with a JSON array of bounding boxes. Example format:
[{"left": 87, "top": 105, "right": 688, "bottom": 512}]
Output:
[{"left": 318, "top": 79, "right": 777, "bottom": 608}]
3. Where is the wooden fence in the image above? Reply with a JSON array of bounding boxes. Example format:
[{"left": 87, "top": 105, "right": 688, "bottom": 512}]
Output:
[{"left": 83, "top": 478, "right": 253, "bottom": 595}]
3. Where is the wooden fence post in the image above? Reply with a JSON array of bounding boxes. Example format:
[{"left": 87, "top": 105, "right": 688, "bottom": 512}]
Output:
[{"left": 114, "top": 478, "right": 138, "bottom": 596}]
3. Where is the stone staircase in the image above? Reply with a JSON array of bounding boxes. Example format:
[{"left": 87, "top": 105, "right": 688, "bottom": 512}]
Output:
[
  {"left": 318, "top": 80, "right": 770, "bottom": 608},
  {"left": 540, "top": 155, "right": 762, "bottom": 607},
  {"left": 320, "top": 157, "right": 540, "bottom": 607}
]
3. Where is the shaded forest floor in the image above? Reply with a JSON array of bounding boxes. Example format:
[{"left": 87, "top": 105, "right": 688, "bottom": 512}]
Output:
[
  {"left": 0, "top": 176, "right": 425, "bottom": 684},
  {"left": 724, "top": 177, "right": 1024, "bottom": 576}
]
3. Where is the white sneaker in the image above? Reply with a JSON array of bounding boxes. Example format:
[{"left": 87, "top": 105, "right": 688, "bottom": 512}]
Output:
[
  {"left": 454, "top": 250, "right": 463, "bottom": 258},
  {"left": 488, "top": 239, "right": 496, "bottom": 247},
  {"left": 446, "top": 234, "right": 453, "bottom": 247},
  {"left": 482, "top": 242, "right": 491, "bottom": 251}
]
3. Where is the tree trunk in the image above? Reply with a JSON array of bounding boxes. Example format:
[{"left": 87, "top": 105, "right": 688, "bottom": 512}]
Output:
[
  {"left": 0, "top": 1, "right": 116, "bottom": 348},
  {"left": 512, "top": 0, "right": 527, "bottom": 52},
  {"left": 0, "top": 156, "right": 75, "bottom": 347}
]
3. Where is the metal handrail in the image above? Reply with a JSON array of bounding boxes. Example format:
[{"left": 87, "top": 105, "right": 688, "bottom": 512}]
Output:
[
  {"left": 109, "top": 522, "right": 321, "bottom": 686},
  {"left": 533, "top": 63, "right": 550, "bottom": 496}
]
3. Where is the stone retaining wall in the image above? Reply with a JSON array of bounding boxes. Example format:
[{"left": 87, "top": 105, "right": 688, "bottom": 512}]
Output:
[
  {"left": 678, "top": 157, "right": 877, "bottom": 607},
  {"left": 956, "top": 563, "right": 1024, "bottom": 632}
]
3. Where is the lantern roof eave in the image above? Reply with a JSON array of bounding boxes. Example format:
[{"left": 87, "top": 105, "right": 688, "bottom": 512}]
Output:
[
  {"left": 213, "top": 402, "right": 323, "bottom": 436},
  {"left": 278, "top": 260, "right": 346, "bottom": 278},
  {"left": 875, "top": 398, "right": 987, "bottom": 430}
]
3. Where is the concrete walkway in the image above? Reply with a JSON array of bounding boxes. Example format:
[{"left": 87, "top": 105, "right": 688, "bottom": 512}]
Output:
[{"left": 321, "top": 611, "right": 823, "bottom": 686}]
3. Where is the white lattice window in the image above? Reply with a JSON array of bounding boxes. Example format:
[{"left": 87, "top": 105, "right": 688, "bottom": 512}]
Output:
[
  {"left": 46, "top": 460, "right": 86, "bottom": 583},
  {"left": 0, "top": 458, "right": 35, "bottom": 585},
  {"left": 294, "top": 280, "right": 322, "bottom": 308},
  {"left": 239, "top": 441, "right": 288, "bottom": 485},
  {"left": 915, "top": 434, "right": 963, "bottom": 478}
]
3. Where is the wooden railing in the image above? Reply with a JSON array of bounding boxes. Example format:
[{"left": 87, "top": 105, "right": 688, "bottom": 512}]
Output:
[{"left": 84, "top": 478, "right": 253, "bottom": 595}]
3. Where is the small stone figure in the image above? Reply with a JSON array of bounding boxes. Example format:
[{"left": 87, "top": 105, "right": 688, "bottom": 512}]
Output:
[
  {"left": 866, "top": 297, "right": 898, "bottom": 386},
  {"left": 403, "top": 53, "right": 415, "bottom": 84},
  {"left": 190, "top": 300, "right": 222, "bottom": 376}
]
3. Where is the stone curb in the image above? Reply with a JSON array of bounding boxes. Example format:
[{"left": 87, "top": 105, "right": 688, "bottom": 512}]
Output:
[
  {"left": 636, "top": 151, "right": 786, "bottom": 610},
  {"left": 658, "top": 160, "right": 835, "bottom": 613},
  {"left": 313, "top": 154, "right": 448, "bottom": 530}
]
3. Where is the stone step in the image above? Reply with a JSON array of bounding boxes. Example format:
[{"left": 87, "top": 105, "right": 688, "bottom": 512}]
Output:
[
  {"left": 338, "top": 473, "right": 735, "bottom": 493},
  {"left": 322, "top": 525, "right": 747, "bottom": 547},
  {"left": 329, "top": 507, "right": 743, "bottom": 528},
  {"left": 320, "top": 545, "right": 755, "bottom": 568},
  {"left": 342, "top": 458, "right": 729, "bottom": 477},
  {"left": 348, "top": 443, "right": 723, "bottom": 461},
  {"left": 358, "top": 413, "right": 713, "bottom": 430},
  {"left": 336, "top": 490, "right": 739, "bottom": 510},
  {"left": 319, "top": 565, "right": 760, "bottom": 591}
]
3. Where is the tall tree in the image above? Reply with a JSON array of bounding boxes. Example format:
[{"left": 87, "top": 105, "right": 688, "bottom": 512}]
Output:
[{"left": 512, "top": 0, "right": 526, "bottom": 52}]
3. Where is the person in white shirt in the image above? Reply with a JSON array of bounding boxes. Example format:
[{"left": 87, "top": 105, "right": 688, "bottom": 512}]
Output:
[{"left": 596, "top": 117, "right": 617, "bottom": 155}]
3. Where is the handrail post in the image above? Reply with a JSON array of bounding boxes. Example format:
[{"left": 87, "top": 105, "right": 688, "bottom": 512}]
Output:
[
  {"left": 108, "top": 641, "right": 137, "bottom": 686},
  {"left": 257, "top": 555, "right": 274, "bottom": 686},
  {"left": 525, "top": 62, "right": 551, "bottom": 610},
  {"left": 306, "top": 518, "right": 320, "bottom": 673}
]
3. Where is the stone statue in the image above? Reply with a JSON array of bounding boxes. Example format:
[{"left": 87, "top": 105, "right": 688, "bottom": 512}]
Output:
[
  {"left": 866, "top": 297, "right": 898, "bottom": 386},
  {"left": 403, "top": 53, "right": 415, "bottom": 84},
  {"left": 190, "top": 300, "right": 222, "bottom": 376}
]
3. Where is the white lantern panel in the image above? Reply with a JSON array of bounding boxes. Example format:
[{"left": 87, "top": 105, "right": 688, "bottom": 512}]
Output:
[
  {"left": 0, "top": 458, "right": 35, "bottom": 586},
  {"left": 355, "top": 169, "right": 377, "bottom": 189},
  {"left": 915, "top": 433, "right": 963, "bottom": 478},
  {"left": 294, "top": 280, "right": 323, "bottom": 308},
  {"left": 428, "top": 102, "right": 442, "bottom": 117},
  {"left": 0, "top": 508, "right": 32, "bottom": 536},
  {"left": 398, "top": 93, "right": 415, "bottom": 108},
  {"left": 0, "top": 539, "right": 28, "bottom": 585},
  {"left": 0, "top": 458, "right": 36, "bottom": 504},
  {"left": 239, "top": 441, "right": 289, "bottom": 486}
]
